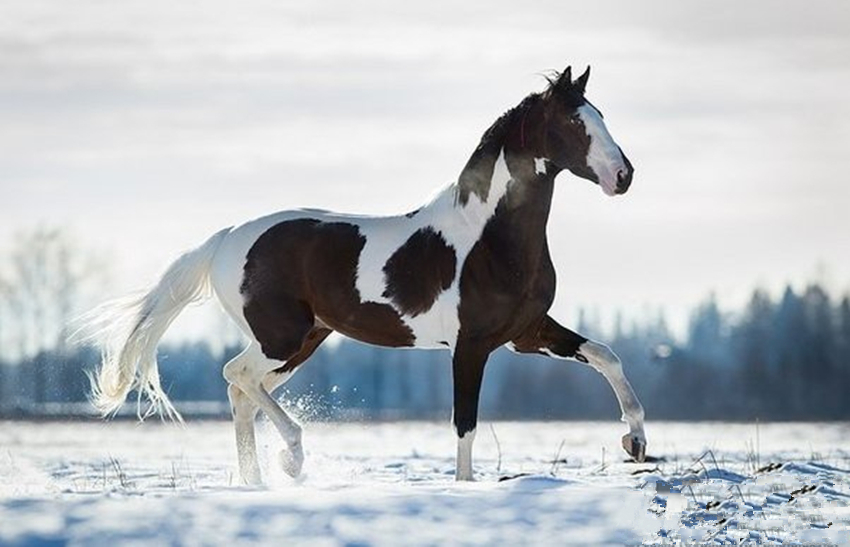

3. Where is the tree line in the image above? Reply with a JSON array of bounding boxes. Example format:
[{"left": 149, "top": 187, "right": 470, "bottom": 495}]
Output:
[{"left": 0, "top": 228, "right": 848, "bottom": 420}]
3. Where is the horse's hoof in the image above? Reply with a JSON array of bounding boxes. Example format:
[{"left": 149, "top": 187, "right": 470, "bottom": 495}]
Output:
[
  {"left": 279, "top": 444, "right": 304, "bottom": 478},
  {"left": 621, "top": 433, "right": 646, "bottom": 463},
  {"left": 241, "top": 471, "right": 263, "bottom": 486}
]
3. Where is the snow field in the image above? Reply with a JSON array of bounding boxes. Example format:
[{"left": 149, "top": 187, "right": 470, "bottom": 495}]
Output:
[{"left": 0, "top": 420, "right": 848, "bottom": 545}]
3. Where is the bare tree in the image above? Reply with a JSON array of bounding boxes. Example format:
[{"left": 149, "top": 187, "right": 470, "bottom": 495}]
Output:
[{"left": 0, "top": 227, "right": 106, "bottom": 361}]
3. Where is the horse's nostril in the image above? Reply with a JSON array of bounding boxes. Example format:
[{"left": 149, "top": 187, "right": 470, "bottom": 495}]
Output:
[{"left": 616, "top": 168, "right": 632, "bottom": 193}]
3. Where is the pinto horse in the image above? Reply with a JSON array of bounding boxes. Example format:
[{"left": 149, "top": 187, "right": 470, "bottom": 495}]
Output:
[{"left": 87, "top": 66, "right": 647, "bottom": 483}]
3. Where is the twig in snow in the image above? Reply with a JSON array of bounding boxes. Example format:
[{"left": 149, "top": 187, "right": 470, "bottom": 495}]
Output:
[
  {"left": 592, "top": 446, "right": 608, "bottom": 475},
  {"left": 488, "top": 423, "right": 502, "bottom": 475},
  {"left": 706, "top": 449, "right": 720, "bottom": 473},
  {"left": 550, "top": 439, "right": 566, "bottom": 476},
  {"left": 109, "top": 456, "right": 131, "bottom": 489}
]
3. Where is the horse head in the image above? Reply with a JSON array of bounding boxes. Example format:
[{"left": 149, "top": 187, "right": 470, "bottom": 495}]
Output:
[{"left": 539, "top": 66, "right": 633, "bottom": 196}]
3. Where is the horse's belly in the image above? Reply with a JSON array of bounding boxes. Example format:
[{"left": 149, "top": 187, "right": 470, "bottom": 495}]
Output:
[
  {"left": 398, "top": 289, "right": 461, "bottom": 350},
  {"left": 314, "top": 292, "right": 459, "bottom": 351}
]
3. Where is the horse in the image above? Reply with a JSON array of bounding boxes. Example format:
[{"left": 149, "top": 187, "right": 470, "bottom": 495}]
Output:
[{"left": 84, "top": 65, "right": 647, "bottom": 483}]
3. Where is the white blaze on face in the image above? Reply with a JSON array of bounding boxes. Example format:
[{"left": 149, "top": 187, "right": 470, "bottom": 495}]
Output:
[{"left": 577, "top": 104, "right": 626, "bottom": 196}]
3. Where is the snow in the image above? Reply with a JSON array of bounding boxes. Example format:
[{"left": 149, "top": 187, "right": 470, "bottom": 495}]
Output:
[{"left": 1, "top": 420, "right": 848, "bottom": 545}]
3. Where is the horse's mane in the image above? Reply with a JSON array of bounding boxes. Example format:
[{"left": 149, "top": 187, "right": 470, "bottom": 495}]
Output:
[
  {"left": 455, "top": 93, "right": 541, "bottom": 206},
  {"left": 473, "top": 68, "right": 584, "bottom": 158},
  {"left": 480, "top": 94, "right": 539, "bottom": 147}
]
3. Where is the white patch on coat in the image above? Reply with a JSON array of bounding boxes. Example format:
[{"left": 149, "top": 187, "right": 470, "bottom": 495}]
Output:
[
  {"left": 576, "top": 104, "right": 626, "bottom": 197},
  {"left": 534, "top": 157, "right": 547, "bottom": 175}
]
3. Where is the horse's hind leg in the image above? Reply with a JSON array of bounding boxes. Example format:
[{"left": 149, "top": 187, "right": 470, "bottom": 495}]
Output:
[
  {"left": 224, "top": 347, "right": 265, "bottom": 485},
  {"left": 260, "top": 326, "right": 332, "bottom": 476},
  {"left": 225, "top": 346, "right": 304, "bottom": 478},
  {"left": 224, "top": 325, "right": 332, "bottom": 481},
  {"left": 227, "top": 381, "right": 262, "bottom": 485}
]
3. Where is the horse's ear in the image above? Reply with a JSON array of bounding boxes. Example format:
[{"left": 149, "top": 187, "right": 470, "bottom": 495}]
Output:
[
  {"left": 555, "top": 66, "right": 573, "bottom": 89},
  {"left": 574, "top": 66, "right": 590, "bottom": 94}
]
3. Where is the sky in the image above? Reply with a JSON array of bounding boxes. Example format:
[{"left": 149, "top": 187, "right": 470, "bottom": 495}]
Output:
[{"left": 1, "top": 0, "right": 849, "bottom": 341}]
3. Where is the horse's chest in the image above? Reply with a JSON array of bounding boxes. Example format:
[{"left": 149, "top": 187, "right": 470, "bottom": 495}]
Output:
[{"left": 455, "top": 227, "right": 556, "bottom": 344}]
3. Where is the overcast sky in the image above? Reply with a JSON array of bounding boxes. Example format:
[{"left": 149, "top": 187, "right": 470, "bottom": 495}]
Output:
[{"left": 2, "top": 0, "right": 849, "bottom": 340}]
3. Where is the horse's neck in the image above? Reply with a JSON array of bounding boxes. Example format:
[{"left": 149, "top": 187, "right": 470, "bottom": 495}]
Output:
[
  {"left": 449, "top": 96, "right": 556, "bottom": 231},
  {"left": 425, "top": 144, "right": 555, "bottom": 255}
]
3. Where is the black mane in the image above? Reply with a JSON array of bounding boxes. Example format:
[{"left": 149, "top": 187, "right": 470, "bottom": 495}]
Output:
[
  {"left": 478, "top": 94, "right": 540, "bottom": 150},
  {"left": 455, "top": 93, "right": 541, "bottom": 205}
]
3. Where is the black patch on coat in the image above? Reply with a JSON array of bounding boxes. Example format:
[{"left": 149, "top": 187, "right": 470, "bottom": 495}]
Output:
[
  {"left": 382, "top": 227, "right": 457, "bottom": 317},
  {"left": 242, "top": 218, "right": 414, "bottom": 362}
]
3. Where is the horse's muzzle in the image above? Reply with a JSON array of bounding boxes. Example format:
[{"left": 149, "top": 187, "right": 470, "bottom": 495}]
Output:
[{"left": 615, "top": 153, "right": 634, "bottom": 195}]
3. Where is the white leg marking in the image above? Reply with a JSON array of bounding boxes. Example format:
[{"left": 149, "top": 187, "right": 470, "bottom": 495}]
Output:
[
  {"left": 260, "top": 370, "right": 302, "bottom": 478},
  {"left": 224, "top": 347, "right": 304, "bottom": 479},
  {"left": 577, "top": 341, "right": 646, "bottom": 441},
  {"left": 227, "top": 383, "right": 262, "bottom": 485},
  {"left": 456, "top": 428, "right": 476, "bottom": 481}
]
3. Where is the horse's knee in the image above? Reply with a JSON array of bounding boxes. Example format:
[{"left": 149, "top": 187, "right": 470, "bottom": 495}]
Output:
[
  {"left": 223, "top": 349, "right": 266, "bottom": 387},
  {"left": 577, "top": 341, "right": 621, "bottom": 372},
  {"left": 223, "top": 357, "right": 247, "bottom": 385}
]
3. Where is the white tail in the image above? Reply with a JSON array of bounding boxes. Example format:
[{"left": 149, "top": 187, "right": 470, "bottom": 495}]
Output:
[{"left": 78, "top": 227, "right": 231, "bottom": 421}]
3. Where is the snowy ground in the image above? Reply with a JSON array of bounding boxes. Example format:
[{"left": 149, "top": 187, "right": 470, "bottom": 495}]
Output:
[{"left": 1, "top": 419, "right": 848, "bottom": 545}]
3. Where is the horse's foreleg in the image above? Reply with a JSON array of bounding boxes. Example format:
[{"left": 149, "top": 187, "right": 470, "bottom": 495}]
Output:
[
  {"left": 512, "top": 315, "right": 647, "bottom": 462},
  {"left": 258, "top": 371, "right": 304, "bottom": 479},
  {"left": 451, "top": 343, "right": 490, "bottom": 481},
  {"left": 575, "top": 339, "right": 647, "bottom": 462},
  {"left": 258, "top": 326, "right": 332, "bottom": 477}
]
